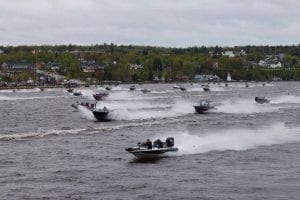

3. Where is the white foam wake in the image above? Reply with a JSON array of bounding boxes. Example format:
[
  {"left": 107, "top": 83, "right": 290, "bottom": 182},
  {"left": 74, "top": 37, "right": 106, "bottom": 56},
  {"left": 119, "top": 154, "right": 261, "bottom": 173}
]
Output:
[
  {"left": 271, "top": 95, "right": 300, "bottom": 104},
  {"left": 215, "top": 99, "right": 276, "bottom": 114},
  {"left": 159, "top": 123, "right": 300, "bottom": 155}
]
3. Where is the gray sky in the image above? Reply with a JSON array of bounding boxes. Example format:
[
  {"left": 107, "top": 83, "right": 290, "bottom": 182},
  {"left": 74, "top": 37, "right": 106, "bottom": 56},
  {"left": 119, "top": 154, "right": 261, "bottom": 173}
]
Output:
[{"left": 0, "top": 0, "right": 299, "bottom": 47}]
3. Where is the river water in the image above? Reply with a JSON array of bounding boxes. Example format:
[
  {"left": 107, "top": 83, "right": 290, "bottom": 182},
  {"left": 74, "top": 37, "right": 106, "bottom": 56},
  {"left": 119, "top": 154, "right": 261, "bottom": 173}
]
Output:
[{"left": 0, "top": 82, "right": 300, "bottom": 200}]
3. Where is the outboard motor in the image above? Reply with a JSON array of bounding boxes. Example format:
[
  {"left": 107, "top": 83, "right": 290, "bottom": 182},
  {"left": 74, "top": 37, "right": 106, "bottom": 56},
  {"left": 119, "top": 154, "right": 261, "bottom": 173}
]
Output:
[{"left": 166, "top": 137, "right": 174, "bottom": 147}]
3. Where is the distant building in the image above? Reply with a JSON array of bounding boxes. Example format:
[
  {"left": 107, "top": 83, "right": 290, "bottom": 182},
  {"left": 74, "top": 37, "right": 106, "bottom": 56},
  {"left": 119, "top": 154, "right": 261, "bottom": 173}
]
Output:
[
  {"left": 258, "top": 60, "right": 268, "bottom": 67},
  {"left": 176, "top": 75, "right": 189, "bottom": 81},
  {"left": 129, "top": 64, "right": 144, "bottom": 70},
  {"left": 194, "top": 74, "right": 220, "bottom": 82},
  {"left": 79, "top": 59, "right": 104, "bottom": 73},
  {"left": 222, "top": 51, "right": 235, "bottom": 57},
  {"left": 46, "top": 61, "right": 61, "bottom": 70},
  {"left": 1, "top": 61, "right": 35, "bottom": 77},
  {"left": 258, "top": 60, "right": 282, "bottom": 68},
  {"left": 222, "top": 50, "right": 246, "bottom": 57},
  {"left": 269, "top": 62, "right": 282, "bottom": 68},
  {"left": 0, "top": 49, "right": 4, "bottom": 54}
]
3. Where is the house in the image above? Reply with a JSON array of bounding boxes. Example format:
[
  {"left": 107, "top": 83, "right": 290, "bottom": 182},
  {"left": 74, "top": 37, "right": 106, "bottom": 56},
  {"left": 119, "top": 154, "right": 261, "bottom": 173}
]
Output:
[
  {"left": 1, "top": 61, "right": 35, "bottom": 77},
  {"left": 222, "top": 51, "right": 235, "bottom": 57},
  {"left": 194, "top": 74, "right": 220, "bottom": 82},
  {"left": 176, "top": 75, "right": 189, "bottom": 81},
  {"left": 129, "top": 64, "right": 144, "bottom": 70},
  {"left": 258, "top": 60, "right": 282, "bottom": 68},
  {"left": 269, "top": 62, "right": 282, "bottom": 68},
  {"left": 79, "top": 59, "right": 104, "bottom": 73},
  {"left": 46, "top": 61, "right": 61, "bottom": 70},
  {"left": 258, "top": 60, "right": 268, "bottom": 67}
]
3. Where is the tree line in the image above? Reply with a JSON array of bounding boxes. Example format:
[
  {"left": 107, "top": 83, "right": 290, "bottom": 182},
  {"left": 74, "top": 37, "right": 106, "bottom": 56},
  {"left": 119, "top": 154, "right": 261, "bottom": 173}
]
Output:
[{"left": 0, "top": 44, "right": 300, "bottom": 82}]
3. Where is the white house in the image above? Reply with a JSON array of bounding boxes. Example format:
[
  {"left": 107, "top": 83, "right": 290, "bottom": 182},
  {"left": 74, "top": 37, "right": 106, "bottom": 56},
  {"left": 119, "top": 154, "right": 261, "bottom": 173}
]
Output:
[
  {"left": 222, "top": 51, "right": 235, "bottom": 57},
  {"left": 258, "top": 60, "right": 268, "bottom": 67},
  {"left": 269, "top": 62, "right": 282, "bottom": 68},
  {"left": 129, "top": 64, "right": 144, "bottom": 70}
]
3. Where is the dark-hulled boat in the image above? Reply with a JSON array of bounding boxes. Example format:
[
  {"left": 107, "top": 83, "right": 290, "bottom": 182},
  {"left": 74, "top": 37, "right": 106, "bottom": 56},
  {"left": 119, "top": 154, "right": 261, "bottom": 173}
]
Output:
[
  {"left": 180, "top": 86, "right": 186, "bottom": 91},
  {"left": 73, "top": 91, "right": 82, "bottom": 96},
  {"left": 93, "top": 92, "right": 108, "bottom": 100},
  {"left": 126, "top": 137, "right": 178, "bottom": 159},
  {"left": 105, "top": 86, "right": 112, "bottom": 91},
  {"left": 129, "top": 85, "right": 136, "bottom": 90},
  {"left": 67, "top": 88, "right": 74, "bottom": 93},
  {"left": 92, "top": 106, "right": 109, "bottom": 121},
  {"left": 203, "top": 85, "right": 210, "bottom": 91},
  {"left": 255, "top": 97, "right": 270, "bottom": 104},
  {"left": 194, "top": 100, "right": 215, "bottom": 114}
]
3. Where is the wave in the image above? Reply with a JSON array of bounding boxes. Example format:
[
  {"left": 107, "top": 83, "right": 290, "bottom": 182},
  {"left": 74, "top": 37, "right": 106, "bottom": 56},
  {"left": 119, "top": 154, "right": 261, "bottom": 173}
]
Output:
[
  {"left": 156, "top": 123, "right": 300, "bottom": 155},
  {"left": 0, "top": 119, "right": 176, "bottom": 141},
  {"left": 215, "top": 98, "right": 277, "bottom": 114},
  {"left": 105, "top": 99, "right": 195, "bottom": 120},
  {"left": 271, "top": 95, "right": 300, "bottom": 104},
  {"left": 0, "top": 95, "right": 71, "bottom": 101}
]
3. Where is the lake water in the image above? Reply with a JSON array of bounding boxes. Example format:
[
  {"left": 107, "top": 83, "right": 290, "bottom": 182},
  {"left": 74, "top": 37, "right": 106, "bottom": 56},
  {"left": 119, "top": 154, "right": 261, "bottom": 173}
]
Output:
[{"left": 0, "top": 82, "right": 300, "bottom": 199}]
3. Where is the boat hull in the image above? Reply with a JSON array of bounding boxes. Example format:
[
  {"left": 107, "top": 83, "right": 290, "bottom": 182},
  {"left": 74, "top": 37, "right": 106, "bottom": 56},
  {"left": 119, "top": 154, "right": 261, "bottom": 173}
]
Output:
[
  {"left": 194, "top": 105, "right": 212, "bottom": 114},
  {"left": 93, "top": 93, "right": 108, "bottom": 100},
  {"left": 255, "top": 97, "right": 270, "bottom": 104},
  {"left": 203, "top": 87, "right": 210, "bottom": 91},
  {"left": 126, "top": 147, "right": 178, "bottom": 159},
  {"left": 73, "top": 92, "right": 82, "bottom": 96},
  {"left": 92, "top": 110, "right": 109, "bottom": 121}
]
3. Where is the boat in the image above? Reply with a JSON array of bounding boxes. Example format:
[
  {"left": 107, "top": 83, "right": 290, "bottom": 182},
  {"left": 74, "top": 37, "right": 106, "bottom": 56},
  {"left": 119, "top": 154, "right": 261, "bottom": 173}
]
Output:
[
  {"left": 141, "top": 88, "right": 151, "bottom": 93},
  {"left": 173, "top": 84, "right": 186, "bottom": 91},
  {"left": 129, "top": 85, "right": 136, "bottom": 90},
  {"left": 126, "top": 137, "right": 178, "bottom": 159},
  {"left": 93, "top": 92, "right": 109, "bottom": 100},
  {"left": 92, "top": 106, "right": 109, "bottom": 121},
  {"left": 255, "top": 97, "right": 270, "bottom": 104},
  {"left": 226, "top": 72, "right": 232, "bottom": 82},
  {"left": 105, "top": 86, "right": 111, "bottom": 91},
  {"left": 173, "top": 84, "right": 181, "bottom": 89},
  {"left": 203, "top": 85, "right": 210, "bottom": 91},
  {"left": 179, "top": 86, "right": 186, "bottom": 91},
  {"left": 72, "top": 102, "right": 95, "bottom": 110},
  {"left": 66, "top": 88, "right": 74, "bottom": 93},
  {"left": 73, "top": 91, "right": 82, "bottom": 96},
  {"left": 194, "top": 100, "right": 215, "bottom": 114}
]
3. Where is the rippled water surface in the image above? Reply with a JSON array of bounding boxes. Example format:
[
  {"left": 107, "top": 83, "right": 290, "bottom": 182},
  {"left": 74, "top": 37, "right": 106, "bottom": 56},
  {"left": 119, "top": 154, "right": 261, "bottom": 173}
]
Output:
[{"left": 0, "top": 82, "right": 300, "bottom": 199}]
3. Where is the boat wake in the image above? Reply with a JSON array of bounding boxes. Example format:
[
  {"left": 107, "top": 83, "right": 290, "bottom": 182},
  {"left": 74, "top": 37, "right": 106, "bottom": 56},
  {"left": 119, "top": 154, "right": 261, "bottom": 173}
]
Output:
[
  {"left": 215, "top": 99, "right": 276, "bottom": 114},
  {"left": 0, "top": 95, "right": 71, "bottom": 101},
  {"left": 160, "top": 123, "right": 300, "bottom": 155},
  {"left": 106, "top": 99, "right": 195, "bottom": 120},
  {"left": 271, "top": 95, "right": 300, "bottom": 104}
]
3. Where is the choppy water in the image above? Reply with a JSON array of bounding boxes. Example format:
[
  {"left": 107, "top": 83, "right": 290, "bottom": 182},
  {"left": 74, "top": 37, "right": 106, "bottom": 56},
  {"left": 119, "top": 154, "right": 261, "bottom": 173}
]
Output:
[{"left": 0, "top": 82, "right": 300, "bottom": 200}]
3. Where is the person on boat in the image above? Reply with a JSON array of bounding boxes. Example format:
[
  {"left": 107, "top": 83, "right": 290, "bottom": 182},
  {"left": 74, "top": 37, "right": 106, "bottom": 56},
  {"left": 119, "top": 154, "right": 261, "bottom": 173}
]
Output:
[
  {"left": 145, "top": 139, "right": 152, "bottom": 149},
  {"left": 153, "top": 139, "right": 163, "bottom": 148}
]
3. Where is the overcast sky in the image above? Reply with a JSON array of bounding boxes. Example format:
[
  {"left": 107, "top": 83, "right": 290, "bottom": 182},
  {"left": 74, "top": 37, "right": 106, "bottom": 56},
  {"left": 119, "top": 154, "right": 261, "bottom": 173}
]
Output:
[{"left": 0, "top": 0, "right": 299, "bottom": 47}]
